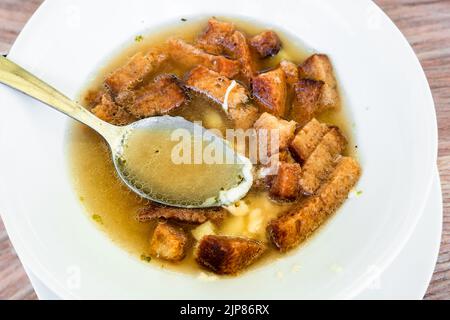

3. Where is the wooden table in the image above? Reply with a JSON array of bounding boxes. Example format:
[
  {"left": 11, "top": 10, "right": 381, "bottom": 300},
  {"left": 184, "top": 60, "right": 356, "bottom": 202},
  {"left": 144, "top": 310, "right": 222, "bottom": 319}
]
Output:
[{"left": 0, "top": 0, "right": 449, "bottom": 300}]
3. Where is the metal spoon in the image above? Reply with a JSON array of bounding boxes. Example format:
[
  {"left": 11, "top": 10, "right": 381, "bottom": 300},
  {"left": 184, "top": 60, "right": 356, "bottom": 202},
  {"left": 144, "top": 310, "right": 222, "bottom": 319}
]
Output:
[{"left": 0, "top": 56, "right": 253, "bottom": 208}]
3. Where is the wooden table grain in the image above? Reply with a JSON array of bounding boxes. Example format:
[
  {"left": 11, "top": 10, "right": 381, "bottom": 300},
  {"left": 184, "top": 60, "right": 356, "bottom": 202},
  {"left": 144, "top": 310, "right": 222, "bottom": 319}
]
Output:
[{"left": 0, "top": 0, "right": 449, "bottom": 300}]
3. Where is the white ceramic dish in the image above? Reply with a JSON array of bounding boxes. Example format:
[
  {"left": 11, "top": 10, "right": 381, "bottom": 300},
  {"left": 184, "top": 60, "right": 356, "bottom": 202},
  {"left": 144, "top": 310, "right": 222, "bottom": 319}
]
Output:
[{"left": 0, "top": 0, "right": 438, "bottom": 299}]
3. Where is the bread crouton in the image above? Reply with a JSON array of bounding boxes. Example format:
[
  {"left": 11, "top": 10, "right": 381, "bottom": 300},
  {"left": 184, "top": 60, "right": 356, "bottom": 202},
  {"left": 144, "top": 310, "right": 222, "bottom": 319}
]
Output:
[
  {"left": 167, "top": 38, "right": 240, "bottom": 78},
  {"left": 197, "top": 18, "right": 236, "bottom": 55},
  {"left": 137, "top": 202, "right": 227, "bottom": 225},
  {"left": 228, "top": 103, "right": 260, "bottom": 129},
  {"left": 250, "top": 31, "right": 282, "bottom": 58},
  {"left": 125, "top": 75, "right": 186, "bottom": 118},
  {"left": 195, "top": 235, "right": 266, "bottom": 274},
  {"left": 252, "top": 68, "right": 287, "bottom": 117},
  {"left": 299, "top": 54, "right": 339, "bottom": 109},
  {"left": 253, "top": 112, "right": 296, "bottom": 151},
  {"left": 105, "top": 50, "right": 168, "bottom": 97},
  {"left": 149, "top": 221, "right": 188, "bottom": 262},
  {"left": 280, "top": 60, "right": 300, "bottom": 86},
  {"left": 268, "top": 157, "right": 361, "bottom": 251},
  {"left": 91, "top": 93, "right": 136, "bottom": 126},
  {"left": 185, "top": 65, "right": 249, "bottom": 107},
  {"left": 223, "top": 31, "right": 256, "bottom": 85},
  {"left": 270, "top": 162, "right": 301, "bottom": 200},
  {"left": 290, "top": 118, "right": 330, "bottom": 161},
  {"left": 290, "top": 79, "right": 325, "bottom": 126},
  {"left": 299, "top": 128, "right": 347, "bottom": 195}
]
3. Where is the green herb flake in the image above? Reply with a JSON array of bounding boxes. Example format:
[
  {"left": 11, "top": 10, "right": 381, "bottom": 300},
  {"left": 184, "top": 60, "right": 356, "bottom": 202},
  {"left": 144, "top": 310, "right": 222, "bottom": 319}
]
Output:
[
  {"left": 92, "top": 214, "right": 103, "bottom": 224},
  {"left": 181, "top": 18, "right": 187, "bottom": 22},
  {"left": 140, "top": 254, "right": 152, "bottom": 263},
  {"left": 134, "top": 35, "right": 144, "bottom": 42},
  {"left": 356, "top": 190, "right": 363, "bottom": 196}
]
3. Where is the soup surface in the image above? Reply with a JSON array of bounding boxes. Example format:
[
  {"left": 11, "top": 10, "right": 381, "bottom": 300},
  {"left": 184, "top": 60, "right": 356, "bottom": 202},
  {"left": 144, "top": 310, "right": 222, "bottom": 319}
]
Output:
[{"left": 68, "top": 16, "right": 358, "bottom": 275}]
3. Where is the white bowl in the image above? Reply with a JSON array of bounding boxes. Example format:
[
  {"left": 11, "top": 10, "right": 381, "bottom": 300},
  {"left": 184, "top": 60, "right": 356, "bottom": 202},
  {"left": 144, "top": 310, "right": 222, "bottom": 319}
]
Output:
[{"left": 0, "top": 0, "right": 437, "bottom": 299}]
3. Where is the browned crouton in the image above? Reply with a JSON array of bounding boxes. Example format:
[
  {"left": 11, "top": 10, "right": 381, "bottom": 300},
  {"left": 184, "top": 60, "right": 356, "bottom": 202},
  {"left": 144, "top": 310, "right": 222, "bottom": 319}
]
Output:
[
  {"left": 290, "top": 118, "right": 330, "bottom": 161},
  {"left": 227, "top": 103, "right": 260, "bottom": 129},
  {"left": 185, "top": 66, "right": 249, "bottom": 107},
  {"left": 125, "top": 75, "right": 186, "bottom": 118},
  {"left": 268, "top": 157, "right": 361, "bottom": 251},
  {"left": 280, "top": 60, "right": 300, "bottom": 86},
  {"left": 270, "top": 162, "right": 301, "bottom": 200},
  {"left": 290, "top": 79, "right": 325, "bottom": 126},
  {"left": 299, "top": 54, "right": 339, "bottom": 108},
  {"left": 197, "top": 18, "right": 236, "bottom": 55},
  {"left": 137, "top": 203, "right": 228, "bottom": 225},
  {"left": 223, "top": 31, "right": 256, "bottom": 85},
  {"left": 253, "top": 112, "right": 296, "bottom": 151},
  {"left": 299, "top": 128, "right": 347, "bottom": 195},
  {"left": 105, "top": 50, "right": 168, "bottom": 96},
  {"left": 149, "top": 221, "right": 188, "bottom": 262},
  {"left": 250, "top": 31, "right": 282, "bottom": 58},
  {"left": 167, "top": 38, "right": 240, "bottom": 78},
  {"left": 279, "top": 150, "right": 297, "bottom": 164},
  {"left": 196, "top": 235, "right": 266, "bottom": 274},
  {"left": 252, "top": 68, "right": 287, "bottom": 117},
  {"left": 91, "top": 93, "right": 136, "bottom": 126}
]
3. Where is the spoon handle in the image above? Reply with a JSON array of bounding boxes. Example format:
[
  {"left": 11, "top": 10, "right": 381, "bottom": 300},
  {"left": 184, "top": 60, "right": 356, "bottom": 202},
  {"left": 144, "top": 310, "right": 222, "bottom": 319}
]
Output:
[{"left": 0, "top": 56, "right": 121, "bottom": 143}]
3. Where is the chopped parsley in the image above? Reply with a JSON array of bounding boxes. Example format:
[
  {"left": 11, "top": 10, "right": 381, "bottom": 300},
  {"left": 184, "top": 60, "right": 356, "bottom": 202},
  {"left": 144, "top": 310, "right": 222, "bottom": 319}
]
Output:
[
  {"left": 356, "top": 190, "right": 363, "bottom": 196},
  {"left": 92, "top": 214, "right": 103, "bottom": 224},
  {"left": 140, "top": 254, "right": 152, "bottom": 263},
  {"left": 181, "top": 18, "right": 187, "bottom": 22},
  {"left": 134, "top": 35, "right": 144, "bottom": 42}
]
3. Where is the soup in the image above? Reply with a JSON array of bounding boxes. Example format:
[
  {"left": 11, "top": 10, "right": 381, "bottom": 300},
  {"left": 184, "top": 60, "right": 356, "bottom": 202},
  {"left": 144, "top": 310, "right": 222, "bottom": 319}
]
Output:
[{"left": 69, "top": 16, "right": 360, "bottom": 275}]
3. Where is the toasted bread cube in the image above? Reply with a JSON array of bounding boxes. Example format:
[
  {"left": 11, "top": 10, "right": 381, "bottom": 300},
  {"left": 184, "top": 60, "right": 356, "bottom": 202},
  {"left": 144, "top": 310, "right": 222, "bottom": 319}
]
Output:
[
  {"left": 250, "top": 30, "right": 282, "bottom": 58},
  {"left": 149, "top": 222, "right": 188, "bottom": 262},
  {"left": 299, "top": 128, "right": 347, "bottom": 194},
  {"left": 125, "top": 75, "right": 186, "bottom": 118},
  {"left": 168, "top": 38, "right": 240, "bottom": 78},
  {"left": 197, "top": 18, "right": 236, "bottom": 55},
  {"left": 290, "top": 79, "right": 325, "bottom": 126},
  {"left": 186, "top": 65, "right": 249, "bottom": 108},
  {"left": 138, "top": 202, "right": 227, "bottom": 225},
  {"left": 253, "top": 112, "right": 296, "bottom": 151},
  {"left": 228, "top": 103, "right": 260, "bottom": 129},
  {"left": 280, "top": 60, "right": 299, "bottom": 85},
  {"left": 268, "top": 157, "right": 361, "bottom": 251},
  {"left": 270, "top": 162, "right": 302, "bottom": 200},
  {"left": 224, "top": 31, "right": 256, "bottom": 85},
  {"left": 91, "top": 93, "right": 136, "bottom": 126},
  {"left": 196, "top": 235, "right": 266, "bottom": 274},
  {"left": 253, "top": 68, "right": 288, "bottom": 117},
  {"left": 299, "top": 54, "right": 339, "bottom": 108},
  {"left": 105, "top": 50, "right": 168, "bottom": 96},
  {"left": 290, "top": 118, "right": 330, "bottom": 161}
]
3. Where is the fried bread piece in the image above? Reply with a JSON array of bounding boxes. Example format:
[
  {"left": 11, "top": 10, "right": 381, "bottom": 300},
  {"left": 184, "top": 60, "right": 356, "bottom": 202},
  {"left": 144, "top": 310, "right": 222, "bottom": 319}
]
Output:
[
  {"left": 149, "top": 221, "right": 188, "bottom": 262},
  {"left": 280, "top": 60, "right": 299, "bottom": 86},
  {"left": 223, "top": 31, "right": 256, "bottom": 85},
  {"left": 125, "top": 75, "right": 186, "bottom": 118},
  {"left": 253, "top": 112, "right": 297, "bottom": 151},
  {"left": 269, "top": 162, "right": 302, "bottom": 200},
  {"left": 196, "top": 18, "right": 236, "bottom": 55},
  {"left": 290, "top": 118, "right": 330, "bottom": 161},
  {"left": 252, "top": 68, "right": 287, "bottom": 117},
  {"left": 299, "top": 127, "right": 347, "bottom": 194},
  {"left": 137, "top": 203, "right": 227, "bottom": 225},
  {"left": 268, "top": 157, "right": 361, "bottom": 251},
  {"left": 195, "top": 235, "right": 266, "bottom": 274},
  {"left": 290, "top": 79, "right": 326, "bottom": 126},
  {"left": 167, "top": 38, "right": 240, "bottom": 78},
  {"left": 185, "top": 65, "right": 249, "bottom": 107},
  {"left": 105, "top": 50, "right": 168, "bottom": 97},
  {"left": 91, "top": 93, "right": 136, "bottom": 126},
  {"left": 250, "top": 30, "right": 282, "bottom": 58}
]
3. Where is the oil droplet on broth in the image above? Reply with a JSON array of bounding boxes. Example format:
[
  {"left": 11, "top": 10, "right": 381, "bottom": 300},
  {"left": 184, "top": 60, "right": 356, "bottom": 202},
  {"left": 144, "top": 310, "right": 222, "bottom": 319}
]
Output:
[{"left": 120, "top": 128, "right": 244, "bottom": 206}]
